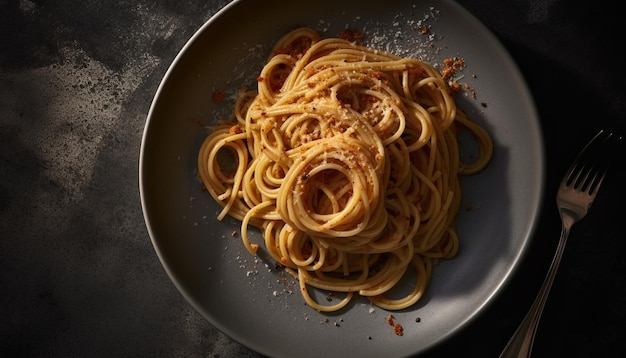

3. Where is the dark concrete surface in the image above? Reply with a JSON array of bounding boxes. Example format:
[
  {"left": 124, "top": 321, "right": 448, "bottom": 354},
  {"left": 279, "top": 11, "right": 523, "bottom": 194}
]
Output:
[{"left": 1, "top": 0, "right": 625, "bottom": 357}]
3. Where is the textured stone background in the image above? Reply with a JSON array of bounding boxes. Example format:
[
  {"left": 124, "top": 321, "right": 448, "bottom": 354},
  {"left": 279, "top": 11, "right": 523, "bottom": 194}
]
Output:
[{"left": 1, "top": 0, "right": 624, "bottom": 357}]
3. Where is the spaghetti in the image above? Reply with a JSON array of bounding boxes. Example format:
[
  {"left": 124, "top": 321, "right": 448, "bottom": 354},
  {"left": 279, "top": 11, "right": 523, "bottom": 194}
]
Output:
[{"left": 198, "top": 28, "right": 493, "bottom": 312}]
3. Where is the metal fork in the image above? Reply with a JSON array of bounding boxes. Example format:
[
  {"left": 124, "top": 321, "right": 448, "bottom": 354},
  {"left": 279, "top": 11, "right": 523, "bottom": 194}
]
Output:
[{"left": 500, "top": 129, "right": 621, "bottom": 358}]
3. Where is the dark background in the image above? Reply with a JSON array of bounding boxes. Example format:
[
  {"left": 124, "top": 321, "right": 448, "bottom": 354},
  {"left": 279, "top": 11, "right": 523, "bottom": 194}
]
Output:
[{"left": 1, "top": 0, "right": 625, "bottom": 357}]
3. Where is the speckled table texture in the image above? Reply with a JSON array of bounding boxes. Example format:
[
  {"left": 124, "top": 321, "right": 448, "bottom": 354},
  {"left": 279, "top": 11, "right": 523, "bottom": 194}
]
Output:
[{"left": 2, "top": 0, "right": 625, "bottom": 357}]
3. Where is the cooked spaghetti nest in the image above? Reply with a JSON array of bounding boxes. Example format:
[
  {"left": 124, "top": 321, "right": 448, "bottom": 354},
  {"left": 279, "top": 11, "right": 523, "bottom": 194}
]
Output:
[{"left": 198, "top": 27, "right": 493, "bottom": 312}]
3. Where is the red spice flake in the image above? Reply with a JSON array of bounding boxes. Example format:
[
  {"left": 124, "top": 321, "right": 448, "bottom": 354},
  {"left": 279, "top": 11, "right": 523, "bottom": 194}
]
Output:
[
  {"left": 449, "top": 81, "right": 462, "bottom": 93},
  {"left": 465, "top": 83, "right": 477, "bottom": 98},
  {"left": 229, "top": 125, "right": 242, "bottom": 135},
  {"left": 339, "top": 28, "right": 364, "bottom": 45},
  {"left": 420, "top": 25, "right": 429, "bottom": 34},
  {"left": 386, "top": 314, "right": 395, "bottom": 326},
  {"left": 370, "top": 72, "right": 383, "bottom": 80},
  {"left": 385, "top": 314, "right": 404, "bottom": 336},
  {"left": 480, "top": 102, "right": 488, "bottom": 108},
  {"left": 305, "top": 68, "right": 318, "bottom": 79},
  {"left": 441, "top": 57, "right": 465, "bottom": 82},
  {"left": 441, "top": 69, "right": 454, "bottom": 82},
  {"left": 393, "top": 323, "right": 404, "bottom": 336},
  {"left": 257, "top": 76, "right": 265, "bottom": 82},
  {"left": 212, "top": 90, "right": 225, "bottom": 104}
]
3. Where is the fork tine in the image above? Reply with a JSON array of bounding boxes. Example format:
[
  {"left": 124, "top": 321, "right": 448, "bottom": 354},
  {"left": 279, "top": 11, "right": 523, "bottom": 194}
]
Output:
[
  {"left": 563, "top": 129, "right": 622, "bottom": 194},
  {"left": 589, "top": 171, "right": 607, "bottom": 195}
]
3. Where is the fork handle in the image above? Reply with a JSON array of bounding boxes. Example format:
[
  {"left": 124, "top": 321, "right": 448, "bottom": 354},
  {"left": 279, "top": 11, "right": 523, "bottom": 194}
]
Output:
[{"left": 499, "top": 225, "right": 571, "bottom": 358}]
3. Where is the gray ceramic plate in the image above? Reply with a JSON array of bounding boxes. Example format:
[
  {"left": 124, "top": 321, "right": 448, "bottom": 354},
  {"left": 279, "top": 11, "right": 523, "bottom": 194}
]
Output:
[{"left": 140, "top": 0, "right": 543, "bottom": 356}]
